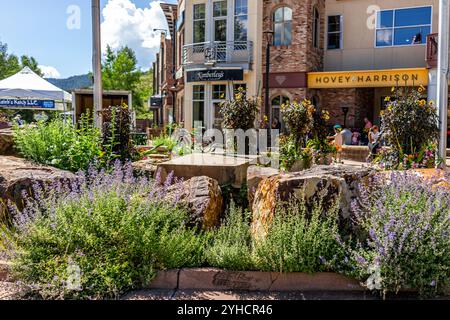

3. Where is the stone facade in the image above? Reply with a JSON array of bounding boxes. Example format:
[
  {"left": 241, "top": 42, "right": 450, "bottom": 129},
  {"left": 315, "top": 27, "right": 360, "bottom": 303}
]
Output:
[{"left": 320, "top": 89, "right": 374, "bottom": 128}]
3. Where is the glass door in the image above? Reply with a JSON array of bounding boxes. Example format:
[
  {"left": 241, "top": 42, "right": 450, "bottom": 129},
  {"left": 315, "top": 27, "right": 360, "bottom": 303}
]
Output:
[{"left": 212, "top": 84, "right": 227, "bottom": 130}]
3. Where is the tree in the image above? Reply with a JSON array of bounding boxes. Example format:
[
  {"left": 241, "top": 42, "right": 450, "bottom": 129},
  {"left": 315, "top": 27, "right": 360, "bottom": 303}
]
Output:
[
  {"left": 0, "top": 41, "right": 43, "bottom": 79},
  {"left": 0, "top": 41, "right": 20, "bottom": 79},
  {"left": 102, "top": 45, "right": 143, "bottom": 110},
  {"left": 20, "top": 55, "right": 43, "bottom": 76},
  {"left": 135, "top": 69, "right": 154, "bottom": 119}
]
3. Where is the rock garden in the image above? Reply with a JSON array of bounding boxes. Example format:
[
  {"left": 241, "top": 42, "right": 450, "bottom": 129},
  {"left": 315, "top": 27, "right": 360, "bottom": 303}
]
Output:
[{"left": 0, "top": 88, "right": 449, "bottom": 300}]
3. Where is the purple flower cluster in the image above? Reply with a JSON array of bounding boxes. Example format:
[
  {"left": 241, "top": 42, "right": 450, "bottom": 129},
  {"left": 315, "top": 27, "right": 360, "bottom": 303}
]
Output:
[
  {"left": 350, "top": 171, "right": 450, "bottom": 294},
  {"left": 9, "top": 161, "right": 184, "bottom": 233}
]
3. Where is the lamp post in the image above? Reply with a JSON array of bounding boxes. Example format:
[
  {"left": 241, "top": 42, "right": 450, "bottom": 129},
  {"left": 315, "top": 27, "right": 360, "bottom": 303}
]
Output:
[
  {"left": 437, "top": 0, "right": 449, "bottom": 170},
  {"left": 264, "top": 30, "right": 274, "bottom": 130},
  {"left": 92, "top": 0, "right": 103, "bottom": 129},
  {"left": 342, "top": 106, "right": 349, "bottom": 129}
]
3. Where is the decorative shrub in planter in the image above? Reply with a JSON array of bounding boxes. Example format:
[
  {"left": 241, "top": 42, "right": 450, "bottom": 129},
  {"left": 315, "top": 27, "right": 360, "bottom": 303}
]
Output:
[
  {"left": 377, "top": 87, "right": 440, "bottom": 170},
  {"left": 220, "top": 87, "right": 259, "bottom": 131},
  {"left": 220, "top": 87, "right": 260, "bottom": 154},
  {"left": 280, "top": 100, "right": 334, "bottom": 171}
]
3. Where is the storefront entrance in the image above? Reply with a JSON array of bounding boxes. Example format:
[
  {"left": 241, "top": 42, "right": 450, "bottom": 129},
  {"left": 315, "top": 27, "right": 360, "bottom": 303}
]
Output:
[{"left": 192, "top": 82, "right": 247, "bottom": 130}]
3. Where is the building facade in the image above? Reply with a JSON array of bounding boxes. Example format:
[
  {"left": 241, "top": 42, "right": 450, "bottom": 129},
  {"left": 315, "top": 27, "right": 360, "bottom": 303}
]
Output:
[
  {"left": 155, "top": 0, "right": 448, "bottom": 143},
  {"left": 180, "top": 0, "right": 263, "bottom": 130},
  {"left": 314, "top": 0, "right": 439, "bottom": 129}
]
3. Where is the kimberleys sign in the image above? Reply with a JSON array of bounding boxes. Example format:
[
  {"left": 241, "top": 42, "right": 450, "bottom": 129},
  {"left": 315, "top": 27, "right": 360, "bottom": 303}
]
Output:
[
  {"left": 187, "top": 69, "right": 244, "bottom": 82},
  {"left": 0, "top": 99, "right": 56, "bottom": 109},
  {"left": 308, "top": 68, "right": 429, "bottom": 89}
]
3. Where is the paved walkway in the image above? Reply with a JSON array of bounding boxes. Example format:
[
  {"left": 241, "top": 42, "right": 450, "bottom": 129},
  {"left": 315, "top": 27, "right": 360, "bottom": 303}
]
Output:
[{"left": 121, "top": 289, "right": 449, "bottom": 301}]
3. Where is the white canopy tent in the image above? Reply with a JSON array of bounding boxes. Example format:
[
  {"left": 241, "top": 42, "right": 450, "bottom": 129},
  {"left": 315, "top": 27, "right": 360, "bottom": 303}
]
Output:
[{"left": 0, "top": 67, "right": 71, "bottom": 110}]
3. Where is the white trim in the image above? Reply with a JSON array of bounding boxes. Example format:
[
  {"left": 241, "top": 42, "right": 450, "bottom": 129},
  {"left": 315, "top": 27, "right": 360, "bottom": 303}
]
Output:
[{"left": 374, "top": 5, "right": 433, "bottom": 48}]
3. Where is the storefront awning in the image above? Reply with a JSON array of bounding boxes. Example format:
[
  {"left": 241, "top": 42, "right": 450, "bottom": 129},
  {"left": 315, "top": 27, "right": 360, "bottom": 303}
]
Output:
[{"left": 308, "top": 68, "right": 429, "bottom": 89}]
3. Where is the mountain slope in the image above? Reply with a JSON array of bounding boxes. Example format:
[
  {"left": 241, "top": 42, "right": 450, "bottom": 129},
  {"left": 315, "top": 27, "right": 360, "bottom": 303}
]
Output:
[{"left": 46, "top": 74, "right": 92, "bottom": 92}]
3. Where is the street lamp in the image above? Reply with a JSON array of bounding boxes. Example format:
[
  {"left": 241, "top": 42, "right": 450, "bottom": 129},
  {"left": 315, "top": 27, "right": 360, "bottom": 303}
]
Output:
[
  {"left": 264, "top": 30, "right": 274, "bottom": 130},
  {"left": 437, "top": 0, "right": 449, "bottom": 170},
  {"left": 341, "top": 106, "right": 350, "bottom": 128}
]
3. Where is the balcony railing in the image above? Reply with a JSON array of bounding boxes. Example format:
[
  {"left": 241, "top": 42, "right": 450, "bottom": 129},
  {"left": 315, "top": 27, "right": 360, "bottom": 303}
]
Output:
[
  {"left": 426, "top": 33, "right": 438, "bottom": 68},
  {"left": 183, "top": 41, "right": 253, "bottom": 68}
]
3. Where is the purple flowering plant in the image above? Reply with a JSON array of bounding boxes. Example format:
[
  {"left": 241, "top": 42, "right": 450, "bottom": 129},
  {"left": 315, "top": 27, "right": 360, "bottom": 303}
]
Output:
[
  {"left": 348, "top": 171, "right": 450, "bottom": 297},
  {"left": 1, "top": 162, "right": 208, "bottom": 299}
]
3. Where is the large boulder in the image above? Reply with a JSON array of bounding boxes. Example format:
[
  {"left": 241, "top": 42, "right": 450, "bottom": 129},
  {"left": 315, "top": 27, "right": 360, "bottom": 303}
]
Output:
[
  {"left": 251, "top": 165, "right": 374, "bottom": 239},
  {"left": 247, "top": 166, "right": 280, "bottom": 211},
  {"left": 0, "top": 128, "right": 17, "bottom": 156},
  {"left": 0, "top": 156, "right": 76, "bottom": 221},
  {"left": 168, "top": 176, "right": 224, "bottom": 230}
]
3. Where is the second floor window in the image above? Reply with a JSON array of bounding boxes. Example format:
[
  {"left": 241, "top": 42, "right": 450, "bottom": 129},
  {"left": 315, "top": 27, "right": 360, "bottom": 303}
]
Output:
[
  {"left": 235, "top": 0, "right": 248, "bottom": 42},
  {"left": 213, "top": 1, "right": 228, "bottom": 42},
  {"left": 376, "top": 6, "right": 432, "bottom": 47},
  {"left": 327, "top": 15, "right": 342, "bottom": 50},
  {"left": 193, "top": 4, "right": 206, "bottom": 43},
  {"left": 274, "top": 7, "right": 292, "bottom": 46}
]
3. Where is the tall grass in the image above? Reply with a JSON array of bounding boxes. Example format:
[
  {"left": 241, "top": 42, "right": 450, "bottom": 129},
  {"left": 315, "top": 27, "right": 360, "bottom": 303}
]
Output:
[{"left": 253, "top": 199, "right": 345, "bottom": 273}]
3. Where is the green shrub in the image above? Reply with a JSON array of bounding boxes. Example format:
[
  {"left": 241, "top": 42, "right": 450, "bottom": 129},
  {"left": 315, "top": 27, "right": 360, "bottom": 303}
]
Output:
[
  {"left": 253, "top": 199, "right": 345, "bottom": 273},
  {"left": 205, "top": 203, "right": 254, "bottom": 271},
  {"left": 152, "top": 134, "right": 177, "bottom": 152},
  {"left": 13, "top": 115, "right": 103, "bottom": 172},
  {"left": 219, "top": 87, "right": 259, "bottom": 130},
  {"left": 378, "top": 87, "right": 440, "bottom": 169},
  {"left": 3, "top": 164, "right": 207, "bottom": 299}
]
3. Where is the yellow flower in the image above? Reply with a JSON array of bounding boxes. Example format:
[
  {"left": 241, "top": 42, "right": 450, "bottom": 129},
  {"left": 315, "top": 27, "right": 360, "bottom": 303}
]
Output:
[
  {"left": 391, "top": 87, "right": 395, "bottom": 93},
  {"left": 418, "top": 85, "right": 425, "bottom": 93},
  {"left": 384, "top": 96, "right": 391, "bottom": 102},
  {"left": 418, "top": 99, "right": 427, "bottom": 107}
]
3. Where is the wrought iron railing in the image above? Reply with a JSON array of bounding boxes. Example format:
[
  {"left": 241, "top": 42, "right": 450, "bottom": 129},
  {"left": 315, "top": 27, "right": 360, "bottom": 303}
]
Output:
[{"left": 183, "top": 41, "right": 253, "bottom": 67}]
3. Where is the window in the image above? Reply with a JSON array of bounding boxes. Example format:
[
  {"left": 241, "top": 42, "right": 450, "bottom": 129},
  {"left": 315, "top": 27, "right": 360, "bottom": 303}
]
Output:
[
  {"left": 213, "top": 1, "right": 227, "bottom": 42},
  {"left": 212, "top": 84, "right": 227, "bottom": 129},
  {"left": 376, "top": 6, "right": 432, "bottom": 47},
  {"left": 313, "top": 7, "right": 320, "bottom": 48},
  {"left": 327, "top": 15, "right": 342, "bottom": 49},
  {"left": 271, "top": 96, "right": 290, "bottom": 130},
  {"left": 193, "top": 85, "right": 205, "bottom": 127},
  {"left": 274, "top": 7, "right": 292, "bottom": 46},
  {"left": 193, "top": 4, "right": 206, "bottom": 43},
  {"left": 235, "top": 0, "right": 248, "bottom": 43}
]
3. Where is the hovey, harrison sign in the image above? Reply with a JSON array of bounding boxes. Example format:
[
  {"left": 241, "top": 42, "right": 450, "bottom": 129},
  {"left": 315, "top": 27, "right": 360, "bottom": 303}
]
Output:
[
  {"left": 0, "top": 99, "right": 56, "bottom": 109},
  {"left": 187, "top": 69, "right": 244, "bottom": 82}
]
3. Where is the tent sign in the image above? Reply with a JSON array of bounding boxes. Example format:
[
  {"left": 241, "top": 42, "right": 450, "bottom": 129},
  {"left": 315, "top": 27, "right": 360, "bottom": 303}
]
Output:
[{"left": 0, "top": 99, "right": 55, "bottom": 109}]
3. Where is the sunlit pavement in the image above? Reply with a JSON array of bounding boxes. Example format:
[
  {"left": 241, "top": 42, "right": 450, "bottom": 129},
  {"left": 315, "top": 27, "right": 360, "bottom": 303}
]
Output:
[{"left": 121, "top": 290, "right": 450, "bottom": 301}]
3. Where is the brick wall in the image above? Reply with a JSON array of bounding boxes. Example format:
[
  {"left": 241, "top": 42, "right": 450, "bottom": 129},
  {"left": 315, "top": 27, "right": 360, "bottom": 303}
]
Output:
[
  {"left": 320, "top": 88, "right": 374, "bottom": 129},
  {"left": 262, "top": 0, "right": 325, "bottom": 73}
]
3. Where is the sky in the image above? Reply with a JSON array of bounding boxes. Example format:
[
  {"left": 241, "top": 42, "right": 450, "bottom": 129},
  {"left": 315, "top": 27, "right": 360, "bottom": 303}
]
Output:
[{"left": 0, "top": 0, "right": 176, "bottom": 78}]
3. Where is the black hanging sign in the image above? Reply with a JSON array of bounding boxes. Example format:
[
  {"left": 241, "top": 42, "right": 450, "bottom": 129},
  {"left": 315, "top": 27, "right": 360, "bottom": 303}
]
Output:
[{"left": 187, "top": 69, "right": 244, "bottom": 82}]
